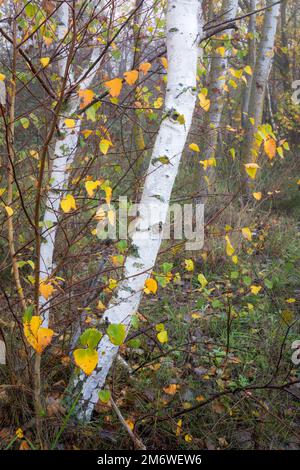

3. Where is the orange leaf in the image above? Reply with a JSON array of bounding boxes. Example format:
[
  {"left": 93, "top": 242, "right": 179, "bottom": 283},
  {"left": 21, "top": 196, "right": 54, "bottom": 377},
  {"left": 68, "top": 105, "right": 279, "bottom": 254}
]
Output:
[
  {"left": 24, "top": 316, "right": 54, "bottom": 353},
  {"left": 139, "top": 62, "right": 151, "bottom": 75},
  {"left": 124, "top": 70, "right": 139, "bottom": 85},
  {"left": 264, "top": 138, "right": 276, "bottom": 160},
  {"left": 78, "top": 89, "right": 95, "bottom": 108},
  {"left": 104, "top": 78, "right": 123, "bottom": 97}
]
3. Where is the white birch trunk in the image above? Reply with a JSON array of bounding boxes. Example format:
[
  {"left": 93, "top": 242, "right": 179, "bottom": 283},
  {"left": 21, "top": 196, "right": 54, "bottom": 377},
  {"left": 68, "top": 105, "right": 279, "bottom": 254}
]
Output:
[
  {"left": 200, "top": 0, "right": 239, "bottom": 192},
  {"left": 40, "top": 8, "right": 101, "bottom": 327},
  {"left": 241, "top": 0, "right": 256, "bottom": 127},
  {"left": 73, "top": 0, "right": 202, "bottom": 422},
  {"left": 242, "top": 0, "right": 280, "bottom": 162}
]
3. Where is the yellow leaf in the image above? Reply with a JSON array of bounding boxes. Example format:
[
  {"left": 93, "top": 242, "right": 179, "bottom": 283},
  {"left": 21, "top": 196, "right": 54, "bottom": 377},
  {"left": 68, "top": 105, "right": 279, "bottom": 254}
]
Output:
[
  {"left": 5, "top": 206, "right": 13, "bottom": 217},
  {"left": 185, "top": 434, "right": 193, "bottom": 442},
  {"left": 189, "top": 143, "right": 200, "bottom": 152},
  {"left": 0, "top": 188, "right": 6, "bottom": 196},
  {"left": 99, "top": 139, "right": 112, "bottom": 155},
  {"left": 244, "top": 65, "right": 253, "bottom": 75},
  {"left": 61, "top": 194, "right": 76, "bottom": 213},
  {"left": 139, "top": 62, "right": 151, "bottom": 75},
  {"left": 232, "top": 255, "right": 238, "bottom": 264},
  {"left": 125, "top": 419, "right": 134, "bottom": 431},
  {"left": 242, "top": 227, "right": 252, "bottom": 241},
  {"left": 144, "top": 278, "right": 158, "bottom": 294},
  {"left": 160, "top": 57, "right": 168, "bottom": 69},
  {"left": 225, "top": 235, "right": 235, "bottom": 257},
  {"left": 105, "top": 186, "right": 112, "bottom": 205},
  {"left": 176, "top": 419, "right": 182, "bottom": 436},
  {"left": 96, "top": 300, "right": 106, "bottom": 310},
  {"left": 229, "top": 68, "right": 243, "bottom": 79},
  {"left": 153, "top": 96, "right": 163, "bottom": 109},
  {"left": 85, "top": 180, "right": 101, "bottom": 197},
  {"left": 244, "top": 163, "right": 260, "bottom": 180},
  {"left": 0, "top": 73, "right": 6, "bottom": 81},
  {"left": 286, "top": 298, "right": 296, "bottom": 303},
  {"left": 124, "top": 70, "right": 139, "bottom": 85},
  {"left": 108, "top": 278, "right": 118, "bottom": 290},
  {"left": 29, "top": 150, "right": 39, "bottom": 160},
  {"left": 64, "top": 118, "right": 76, "bottom": 129},
  {"left": 104, "top": 78, "right": 123, "bottom": 97},
  {"left": 24, "top": 316, "right": 54, "bottom": 353},
  {"left": 157, "top": 330, "right": 168, "bottom": 343},
  {"left": 253, "top": 192, "right": 262, "bottom": 200},
  {"left": 78, "top": 89, "right": 95, "bottom": 108},
  {"left": 198, "top": 92, "right": 210, "bottom": 111},
  {"left": 200, "top": 157, "right": 216, "bottom": 171},
  {"left": 184, "top": 259, "right": 194, "bottom": 271},
  {"left": 250, "top": 285, "right": 262, "bottom": 295},
  {"left": 37, "top": 327, "right": 54, "bottom": 353},
  {"left": 82, "top": 129, "right": 93, "bottom": 138},
  {"left": 40, "top": 57, "right": 50, "bottom": 67},
  {"left": 264, "top": 138, "right": 276, "bottom": 160},
  {"left": 73, "top": 348, "right": 98, "bottom": 375},
  {"left": 198, "top": 273, "right": 208, "bottom": 288},
  {"left": 216, "top": 46, "right": 226, "bottom": 57},
  {"left": 39, "top": 281, "right": 55, "bottom": 300},
  {"left": 16, "top": 428, "right": 24, "bottom": 439},
  {"left": 163, "top": 384, "right": 178, "bottom": 395}
]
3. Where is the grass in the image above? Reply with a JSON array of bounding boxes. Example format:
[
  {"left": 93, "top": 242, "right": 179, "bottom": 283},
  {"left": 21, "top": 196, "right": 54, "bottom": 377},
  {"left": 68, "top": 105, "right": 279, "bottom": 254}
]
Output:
[{"left": 0, "top": 197, "right": 299, "bottom": 451}]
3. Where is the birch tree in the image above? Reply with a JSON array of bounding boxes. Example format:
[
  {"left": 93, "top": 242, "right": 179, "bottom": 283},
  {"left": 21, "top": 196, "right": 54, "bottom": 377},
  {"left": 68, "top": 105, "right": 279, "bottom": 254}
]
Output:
[
  {"left": 241, "top": 0, "right": 280, "bottom": 163},
  {"left": 39, "top": 3, "right": 102, "bottom": 327},
  {"left": 199, "top": 0, "right": 239, "bottom": 198},
  {"left": 71, "top": 0, "right": 202, "bottom": 421},
  {"left": 241, "top": 0, "right": 256, "bottom": 127}
]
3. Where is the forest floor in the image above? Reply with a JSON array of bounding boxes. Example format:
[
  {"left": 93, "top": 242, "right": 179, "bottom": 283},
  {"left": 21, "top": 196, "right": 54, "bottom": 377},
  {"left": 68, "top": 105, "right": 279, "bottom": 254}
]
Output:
[{"left": 1, "top": 183, "right": 300, "bottom": 451}]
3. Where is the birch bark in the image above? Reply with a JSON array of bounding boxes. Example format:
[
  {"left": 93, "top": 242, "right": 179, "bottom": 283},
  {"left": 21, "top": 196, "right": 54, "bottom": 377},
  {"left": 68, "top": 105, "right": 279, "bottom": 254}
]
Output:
[
  {"left": 72, "top": 0, "right": 202, "bottom": 421},
  {"left": 40, "top": 6, "right": 101, "bottom": 327},
  {"left": 241, "top": 0, "right": 256, "bottom": 127},
  {"left": 242, "top": 0, "right": 280, "bottom": 163},
  {"left": 200, "top": 0, "right": 239, "bottom": 197}
]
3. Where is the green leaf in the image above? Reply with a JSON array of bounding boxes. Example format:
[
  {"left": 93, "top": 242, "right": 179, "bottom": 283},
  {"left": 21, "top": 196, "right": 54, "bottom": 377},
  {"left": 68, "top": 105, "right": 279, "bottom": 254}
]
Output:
[
  {"left": 20, "top": 117, "right": 30, "bottom": 129},
  {"left": 264, "top": 279, "right": 273, "bottom": 289},
  {"left": 162, "top": 262, "right": 173, "bottom": 274},
  {"left": 79, "top": 328, "right": 102, "bottom": 349},
  {"left": 243, "top": 276, "right": 252, "bottom": 286},
  {"left": 127, "top": 338, "right": 141, "bottom": 348},
  {"left": 25, "top": 3, "right": 36, "bottom": 18},
  {"left": 23, "top": 304, "right": 34, "bottom": 323},
  {"left": 107, "top": 323, "right": 126, "bottom": 346},
  {"left": 98, "top": 389, "right": 111, "bottom": 403}
]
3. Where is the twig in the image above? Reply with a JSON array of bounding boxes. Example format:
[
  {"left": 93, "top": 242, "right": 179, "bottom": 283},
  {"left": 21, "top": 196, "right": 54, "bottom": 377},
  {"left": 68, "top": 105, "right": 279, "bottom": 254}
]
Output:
[{"left": 110, "top": 397, "right": 146, "bottom": 450}]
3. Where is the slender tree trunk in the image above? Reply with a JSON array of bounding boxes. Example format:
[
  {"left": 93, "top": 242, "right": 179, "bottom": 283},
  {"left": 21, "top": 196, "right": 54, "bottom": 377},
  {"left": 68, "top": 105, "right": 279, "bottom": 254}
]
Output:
[
  {"left": 71, "top": 0, "right": 203, "bottom": 422},
  {"left": 275, "top": 0, "right": 292, "bottom": 91},
  {"left": 40, "top": 6, "right": 101, "bottom": 328},
  {"left": 241, "top": 0, "right": 256, "bottom": 127},
  {"left": 241, "top": 0, "right": 280, "bottom": 163},
  {"left": 199, "top": 0, "right": 239, "bottom": 200}
]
